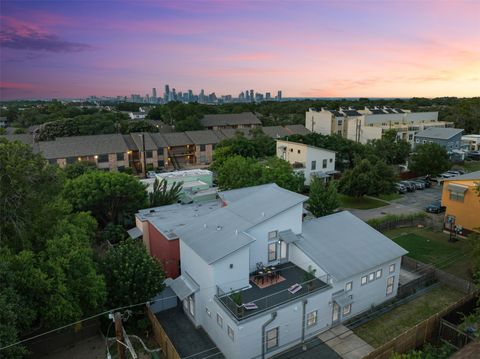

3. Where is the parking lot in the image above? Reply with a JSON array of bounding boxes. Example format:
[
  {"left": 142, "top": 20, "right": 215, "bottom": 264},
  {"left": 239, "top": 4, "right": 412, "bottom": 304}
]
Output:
[{"left": 392, "top": 184, "right": 443, "bottom": 210}]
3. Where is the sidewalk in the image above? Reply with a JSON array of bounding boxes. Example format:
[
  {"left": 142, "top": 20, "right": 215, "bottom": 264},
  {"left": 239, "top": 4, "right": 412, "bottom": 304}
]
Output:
[{"left": 318, "top": 325, "right": 374, "bottom": 359}]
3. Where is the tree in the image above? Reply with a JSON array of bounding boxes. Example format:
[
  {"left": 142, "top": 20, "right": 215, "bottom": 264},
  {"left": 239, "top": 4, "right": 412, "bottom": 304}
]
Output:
[
  {"left": 101, "top": 239, "right": 164, "bottom": 308},
  {"left": 149, "top": 178, "right": 183, "bottom": 207},
  {"left": 215, "top": 155, "right": 263, "bottom": 190},
  {"left": 369, "top": 129, "right": 411, "bottom": 165},
  {"left": 308, "top": 178, "right": 340, "bottom": 217},
  {"left": 175, "top": 115, "right": 203, "bottom": 132},
  {"left": 259, "top": 157, "right": 304, "bottom": 193},
  {"left": 340, "top": 157, "right": 396, "bottom": 198},
  {"left": 409, "top": 143, "right": 451, "bottom": 176},
  {"left": 63, "top": 161, "right": 97, "bottom": 179},
  {"left": 63, "top": 171, "right": 148, "bottom": 227}
]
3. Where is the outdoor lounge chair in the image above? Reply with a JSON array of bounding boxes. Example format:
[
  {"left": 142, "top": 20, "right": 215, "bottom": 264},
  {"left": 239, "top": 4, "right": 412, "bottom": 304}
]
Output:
[
  {"left": 288, "top": 283, "right": 302, "bottom": 294},
  {"left": 243, "top": 302, "right": 259, "bottom": 310}
]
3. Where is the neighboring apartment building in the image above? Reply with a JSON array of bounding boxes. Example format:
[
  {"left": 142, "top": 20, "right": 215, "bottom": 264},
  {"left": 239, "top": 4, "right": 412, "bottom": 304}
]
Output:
[
  {"left": 153, "top": 184, "right": 406, "bottom": 359},
  {"left": 462, "top": 134, "right": 480, "bottom": 151},
  {"left": 441, "top": 171, "right": 480, "bottom": 236},
  {"left": 201, "top": 112, "right": 262, "bottom": 130},
  {"left": 306, "top": 107, "right": 450, "bottom": 145},
  {"left": 414, "top": 127, "right": 464, "bottom": 150},
  {"left": 276, "top": 140, "right": 336, "bottom": 185},
  {"left": 2, "top": 125, "right": 310, "bottom": 173}
]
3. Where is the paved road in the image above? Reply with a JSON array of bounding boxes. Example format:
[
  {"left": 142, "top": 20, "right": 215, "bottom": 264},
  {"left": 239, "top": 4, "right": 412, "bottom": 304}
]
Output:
[{"left": 349, "top": 185, "right": 444, "bottom": 221}]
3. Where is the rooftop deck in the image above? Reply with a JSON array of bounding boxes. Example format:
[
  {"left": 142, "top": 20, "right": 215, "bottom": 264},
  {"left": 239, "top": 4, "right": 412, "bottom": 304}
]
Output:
[{"left": 216, "top": 262, "right": 330, "bottom": 321}]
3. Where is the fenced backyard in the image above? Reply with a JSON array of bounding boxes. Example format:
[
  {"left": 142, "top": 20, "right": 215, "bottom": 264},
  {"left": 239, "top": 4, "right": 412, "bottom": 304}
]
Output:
[{"left": 146, "top": 306, "right": 179, "bottom": 359}]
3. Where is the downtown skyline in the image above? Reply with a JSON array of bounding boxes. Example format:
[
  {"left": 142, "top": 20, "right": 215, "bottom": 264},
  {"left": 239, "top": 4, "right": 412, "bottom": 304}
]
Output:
[{"left": 1, "top": 0, "right": 480, "bottom": 100}]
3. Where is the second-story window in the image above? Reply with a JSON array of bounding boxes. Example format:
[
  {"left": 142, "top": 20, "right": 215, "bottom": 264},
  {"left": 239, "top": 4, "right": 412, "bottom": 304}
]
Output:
[
  {"left": 217, "top": 313, "right": 223, "bottom": 328},
  {"left": 146, "top": 150, "right": 153, "bottom": 158},
  {"left": 266, "top": 327, "right": 279, "bottom": 350},
  {"left": 268, "top": 231, "right": 278, "bottom": 240},
  {"left": 268, "top": 242, "right": 277, "bottom": 262},
  {"left": 200, "top": 144, "right": 206, "bottom": 151},
  {"left": 311, "top": 161, "right": 316, "bottom": 170},
  {"left": 116, "top": 152, "right": 124, "bottom": 161},
  {"left": 322, "top": 159, "right": 327, "bottom": 168},
  {"left": 307, "top": 311, "right": 317, "bottom": 327},
  {"left": 97, "top": 154, "right": 109, "bottom": 163},
  {"left": 345, "top": 281, "right": 352, "bottom": 291},
  {"left": 449, "top": 191, "right": 465, "bottom": 202},
  {"left": 389, "top": 264, "right": 396, "bottom": 273}
]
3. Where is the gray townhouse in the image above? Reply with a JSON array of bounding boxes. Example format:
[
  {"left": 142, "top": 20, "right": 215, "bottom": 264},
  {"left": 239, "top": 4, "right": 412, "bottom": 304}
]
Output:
[
  {"left": 158, "top": 184, "right": 407, "bottom": 359},
  {"left": 414, "top": 127, "right": 464, "bottom": 150}
]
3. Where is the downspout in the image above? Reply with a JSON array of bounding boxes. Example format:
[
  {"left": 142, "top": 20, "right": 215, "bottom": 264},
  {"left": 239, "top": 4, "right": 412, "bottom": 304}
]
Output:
[
  {"left": 301, "top": 299, "right": 308, "bottom": 347},
  {"left": 261, "top": 312, "right": 277, "bottom": 359}
]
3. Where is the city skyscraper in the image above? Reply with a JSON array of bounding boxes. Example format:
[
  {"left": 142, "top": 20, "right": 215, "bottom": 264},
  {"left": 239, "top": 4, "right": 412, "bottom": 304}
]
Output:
[
  {"left": 152, "top": 87, "right": 157, "bottom": 99},
  {"left": 277, "top": 90, "right": 282, "bottom": 101},
  {"left": 164, "top": 84, "right": 170, "bottom": 102}
]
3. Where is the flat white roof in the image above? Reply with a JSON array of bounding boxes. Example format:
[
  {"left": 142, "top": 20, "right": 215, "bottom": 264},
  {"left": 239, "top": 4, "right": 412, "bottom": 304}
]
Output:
[{"left": 276, "top": 139, "right": 336, "bottom": 154}]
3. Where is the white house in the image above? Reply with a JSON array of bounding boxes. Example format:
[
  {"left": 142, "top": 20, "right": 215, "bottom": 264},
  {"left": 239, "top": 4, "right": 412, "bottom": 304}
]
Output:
[
  {"left": 276, "top": 140, "right": 337, "bottom": 185},
  {"left": 129, "top": 111, "right": 147, "bottom": 120},
  {"left": 165, "top": 184, "right": 407, "bottom": 359}
]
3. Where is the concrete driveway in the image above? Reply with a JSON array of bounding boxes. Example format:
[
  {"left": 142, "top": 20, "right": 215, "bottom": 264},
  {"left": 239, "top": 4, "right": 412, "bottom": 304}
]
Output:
[{"left": 318, "top": 325, "right": 374, "bottom": 359}]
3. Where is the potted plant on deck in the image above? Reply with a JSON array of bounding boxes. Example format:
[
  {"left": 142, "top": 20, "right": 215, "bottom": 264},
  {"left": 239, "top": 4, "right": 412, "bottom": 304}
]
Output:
[{"left": 230, "top": 291, "right": 244, "bottom": 317}]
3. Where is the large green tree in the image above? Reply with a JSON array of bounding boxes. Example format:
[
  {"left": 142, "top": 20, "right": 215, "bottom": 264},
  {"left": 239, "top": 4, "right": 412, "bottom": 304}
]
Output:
[
  {"left": 308, "top": 178, "right": 340, "bottom": 217},
  {"left": 369, "top": 129, "right": 411, "bottom": 165},
  {"left": 340, "top": 157, "right": 396, "bottom": 198},
  {"left": 101, "top": 239, "right": 165, "bottom": 309},
  {"left": 149, "top": 178, "right": 183, "bottom": 207},
  {"left": 409, "top": 143, "right": 451, "bottom": 176},
  {"left": 63, "top": 171, "right": 148, "bottom": 227}
]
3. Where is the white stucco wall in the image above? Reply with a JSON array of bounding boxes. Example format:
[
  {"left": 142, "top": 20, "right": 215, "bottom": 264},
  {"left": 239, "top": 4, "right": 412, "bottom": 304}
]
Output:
[{"left": 305, "top": 110, "right": 332, "bottom": 135}]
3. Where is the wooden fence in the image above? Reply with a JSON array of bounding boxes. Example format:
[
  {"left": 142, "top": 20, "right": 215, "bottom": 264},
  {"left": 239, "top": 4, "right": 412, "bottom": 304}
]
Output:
[
  {"left": 362, "top": 292, "right": 478, "bottom": 359},
  {"left": 146, "top": 306, "right": 181, "bottom": 359}
]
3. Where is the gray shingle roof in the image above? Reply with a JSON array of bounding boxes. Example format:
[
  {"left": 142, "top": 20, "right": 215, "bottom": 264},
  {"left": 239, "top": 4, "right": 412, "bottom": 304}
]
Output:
[
  {"left": 415, "top": 127, "right": 464, "bottom": 140},
  {"left": 442, "top": 170, "right": 480, "bottom": 182},
  {"left": 130, "top": 132, "right": 159, "bottom": 151},
  {"left": 218, "top": 128, "right": 253, "bottom": 139},
  {"left": 201, "top": 112, "right": 262, "bottom": 127},
  {"left": 262, "top": 126, "right": 290, "bottom": 138},
  {"left": 162, "top": 132, "right": 194, "bottom": 146},
  {"left": 296, "top": 211, "right": 407, "bottom": 281},
  {"left": 284, "top": 124, "right": 311, "bottom": 135},
  {"left": 150, "top": 133, "right": 168, "bottom": 148},
  {"left": 185, "top": 130, "right": 222, "bottom": 145},
  {"left": 0, "top": 134, "right": 35, "bottom": 146},
  {"left": 38, "top": 134, "right": 129, "bottom": 159}
]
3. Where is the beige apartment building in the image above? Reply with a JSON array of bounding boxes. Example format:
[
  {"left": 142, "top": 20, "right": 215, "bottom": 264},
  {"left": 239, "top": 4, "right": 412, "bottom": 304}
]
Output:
[{"left": 306, "top": 107, "right": 452, "bottom": 145}]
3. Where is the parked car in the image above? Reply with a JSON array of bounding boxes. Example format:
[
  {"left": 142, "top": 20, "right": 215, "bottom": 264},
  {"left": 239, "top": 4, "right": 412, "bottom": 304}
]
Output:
[
  {"left": 440, "top": 172, "right": 456, "bottom": 178},
  {"left": 467, "top": 151, "right": 480, "bottom": 160},
  {"left": 395, "top": 183, "right": 407, "bottom": 194},
  {"left": 147, "top": 171, "right": 157, "bottom": 178},
  {"left": 446, "top": 170, "right": 462, "bottom": 176},
  {"left": 411, "top": 180, "right": 425, "bottom": 190},
  {"left": 425, "top": 200, "right": 446, "bottom": 214},
  {"left": 416, "top": 178, "right": 431, "bottom": 188},
  {"left": 400, "top": 181, "right": 416, "bottom": 192}
]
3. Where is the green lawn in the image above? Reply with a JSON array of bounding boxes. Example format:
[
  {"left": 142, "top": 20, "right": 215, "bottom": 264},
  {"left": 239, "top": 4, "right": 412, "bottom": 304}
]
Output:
[
  {"left": 339, "top": 194, "right": 388, "bottom": 209},
  {"left": 354, "top": 285, "right": 464, "bottom": 348},
  {"left": 384, "top": 227, "right": 472, "bottom": 279},
  {"left": 462, "top": 161, "right": 480, "bottom": 172},
  {"left": 377, "top": 193, "right": 402, "bottom": 201}
]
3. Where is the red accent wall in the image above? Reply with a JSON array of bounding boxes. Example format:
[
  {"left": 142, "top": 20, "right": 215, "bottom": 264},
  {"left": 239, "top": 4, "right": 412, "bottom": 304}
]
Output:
[{"left": 147, "top": 221, "right": 180, "bottom": 279}]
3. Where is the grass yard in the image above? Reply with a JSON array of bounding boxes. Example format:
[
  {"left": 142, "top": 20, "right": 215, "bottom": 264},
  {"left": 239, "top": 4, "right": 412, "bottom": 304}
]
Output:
[
  {"left": 339, "top": 194, "right": 387, "bottom": 210},
  {"left": 377, "top": 193, "right": 402, "bottom": 201},
  {"left": 354, "top": 285, "right": 464, "bottom": 348},
  {"left": 462, "top": 161, "right": 480, "bottom": 172},
  {"left": 384, "top": 227, "right": 472, "bottom": 280}
]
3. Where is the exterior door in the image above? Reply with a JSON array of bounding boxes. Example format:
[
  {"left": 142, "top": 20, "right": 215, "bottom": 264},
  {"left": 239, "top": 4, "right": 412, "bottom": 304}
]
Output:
[
  {"left": 279, "top": 241, "right": 288, "bottom": 261},
  {"left": 332, "top": 302, "right": 340, "bottom": 324}
]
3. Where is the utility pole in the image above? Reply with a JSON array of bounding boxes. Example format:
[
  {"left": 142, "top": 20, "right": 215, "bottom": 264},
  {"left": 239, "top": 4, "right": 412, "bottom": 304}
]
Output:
[
  {"left": 114, "top": 312, "right": 126, "bottom": 359},
  {"left": 140, "top": 133, "right": 147, "bottom": 179}
]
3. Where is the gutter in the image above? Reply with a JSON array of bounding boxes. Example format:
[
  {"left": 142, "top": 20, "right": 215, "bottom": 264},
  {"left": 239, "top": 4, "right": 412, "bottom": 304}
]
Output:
[
  {"left": 301, "top": 299, "right": 308, "bottom": 345},
  {"left": 261, "top": 312, "right": 277, "bottom": 359}
]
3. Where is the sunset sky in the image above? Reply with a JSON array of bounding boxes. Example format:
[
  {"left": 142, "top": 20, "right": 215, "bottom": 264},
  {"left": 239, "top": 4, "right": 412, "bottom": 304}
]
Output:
[{"left": 1, "top": 0, "right": 479, "bottom": 100}]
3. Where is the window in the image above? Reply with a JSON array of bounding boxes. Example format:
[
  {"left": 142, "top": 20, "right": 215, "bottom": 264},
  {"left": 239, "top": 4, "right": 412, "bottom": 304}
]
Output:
[
  {"left": 66, "top": 157, "right": 76, "bottom": 164},
  {"left": 449, "top": 191, "right": 465, "bottom": 202},
  {"left": 268, "top": 230, "right": 278, "bottom": 240},
  {"left": 205, "top": 307, "right": 211, "bottom": 317},
  {"left": 311, "top": 161, "right": 316, "bottom": 170},
  {"left": 389, "top": 264, "right": 395, "bottom": 273},
  {"left": 158, "top": 160, "right": 164, "bottom": 167},
  {"left": 361, "top": 276, "right": 367, "bottom": 285},
  {"left": 337, "top": 120, "right": 343, "bottom": 126},
  {"left": 408, "top": 134, "right": 413, "bottom": 140},
  {"left": 290, "top": 148, "right": 293, "bottom": 152},
  {"left": 322, "top": 159, "right": 327, "bottom": 168},
  {"left": 158, "top": 148, "right": 164, "bottom": 155},
  {"left": 48, "top": 159, "right": 57, "bottom": 165},
  {"left": 268, "top": 242, "right": 277, "bottom": 262},
  {"left": 297, "top": 149, "right": 301, "bottom": 154},
  {"left": 97, "top": 154, "right": 109, "bottom": 163},
  {"left": 329, "top": 158, "right": 333, "bottom": 163},
  {"left": 217, "top": 313, "right": 223, "bottom": 328},
  {"left": 200, "top": 144, "right": 206, "bottom": 151},
  {"left": 266, "top": 327, "right": 279, "bottom": 350},
  {"left": 146, "top": 150, "right": 153, "bottom": 158},
  {"left": 345, "top": 281, "right": 352, "bottom": 292},
  {"left": 307, "top": 311, "right": 317, "bottom": 327},
  {"left": 343, "top": 304, "right": 351, "bottom": 316},
  {"left": 227, "top": 325, "right": 234, "bottom": 341},
  {"left": 376, "top": 269, "right": 382, "bottom": 279},
  {"left": 368, "top": 272, "right": 375, "bottom": 282},
  {"left": 116, "top": 152, "right": 124, "bottom": 161},
  {"left": 337, "top": 130, "right": 342, "bottom": 135},
  {"left": 386, "top": 276, "right": 395, "bottom": 296}
]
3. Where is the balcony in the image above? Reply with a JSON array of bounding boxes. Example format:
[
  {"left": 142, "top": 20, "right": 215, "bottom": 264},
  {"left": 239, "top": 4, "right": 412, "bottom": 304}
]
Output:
[{"left": 215, "top": 262, "right": 330, "bottom": 321}]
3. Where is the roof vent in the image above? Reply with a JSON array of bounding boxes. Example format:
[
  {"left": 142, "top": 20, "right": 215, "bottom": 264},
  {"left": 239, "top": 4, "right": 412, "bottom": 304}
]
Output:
[
  {"left": 261, "top": 211, "right": 265, "bottom": 217},
  {"left": 204, "top": 223, "right": 207, "bottom": 229},
  {"left": 235, "top": 229, "right": 238, "bottom": 235},
  {"left": 216, "top": 226, "right": 222, "bottom": 231},
  {"left": 193, "top": 213, "right": 199, "bottom": 217}
]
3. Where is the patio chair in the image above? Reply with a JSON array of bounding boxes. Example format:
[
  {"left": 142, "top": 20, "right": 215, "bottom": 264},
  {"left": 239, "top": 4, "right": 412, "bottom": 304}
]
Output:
[
  {"left": 256, "top": 262, "right": 265, "bottom": 271},
  {"left": 243, "top": 302, "right": 259, "bottom": 310},
  {"left": 288, "top": 283, "right": 302, "bottom": 294}
]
